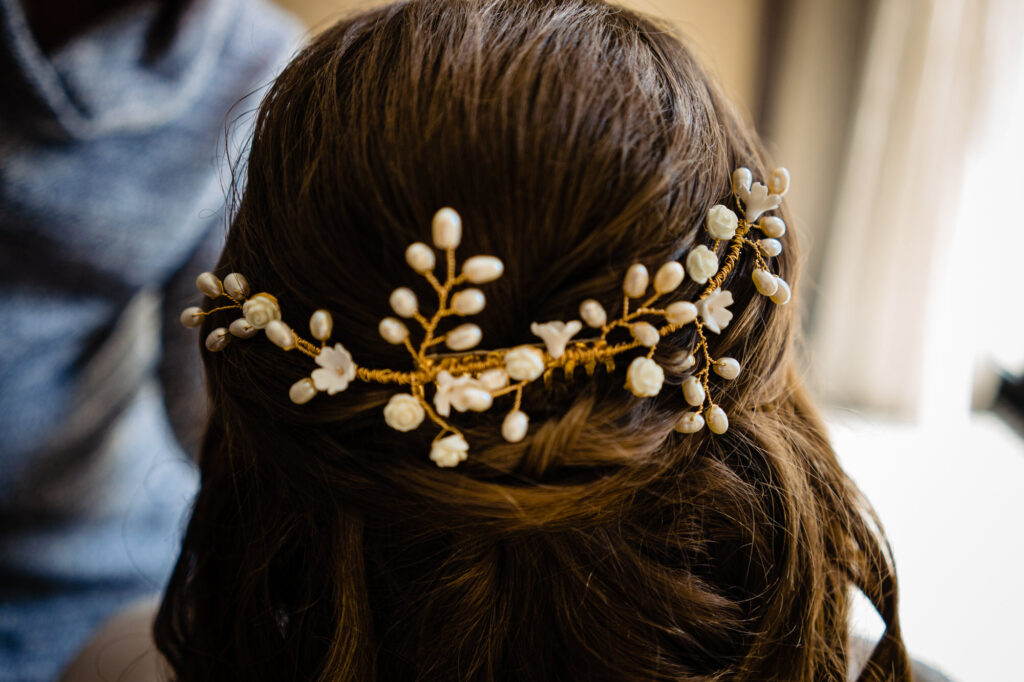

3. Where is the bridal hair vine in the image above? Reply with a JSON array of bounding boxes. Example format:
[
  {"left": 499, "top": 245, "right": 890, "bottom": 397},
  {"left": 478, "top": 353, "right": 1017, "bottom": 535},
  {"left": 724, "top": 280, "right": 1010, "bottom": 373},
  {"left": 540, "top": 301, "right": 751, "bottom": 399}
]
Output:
[{"left": 181, "top": 167, "right": 791, "bottom": 467}]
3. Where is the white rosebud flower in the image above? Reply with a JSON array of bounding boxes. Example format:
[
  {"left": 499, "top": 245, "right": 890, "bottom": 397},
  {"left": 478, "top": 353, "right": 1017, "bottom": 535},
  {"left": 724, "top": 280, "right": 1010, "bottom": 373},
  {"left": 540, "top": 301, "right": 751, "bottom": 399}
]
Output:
[
  {"left": 682, "top": 376, "right": 705, "bottom": 406},
  {"left": 530, "top": 320, "right": 582, "bottom": 359},
  {"left": 463, "top": 256, "right": 504, "bottom": 283},
  {"left": 430, "top": 434, "right": 469, "bottom": 467},
  {"left": 706, "top": 405, "right": 729, "bottom": 434},
  {"left": 180, "top": 306, "right": 203, "bottom": 328},
  {"left": 653, "top": 262, "right": 685, "bottom": 294},
  {"left": 625, "top": 357, "right": 664, "bottom": 397},
  {"left": 674, "top": 411, "right": 705, "bottom": 433},
  {"left": 195, "top": 272, "right": 222, "bottom": 298},
  {"left": 623, "top": 264, "right": 649, "bottom": 298},
  {"left": 311, "top": 343, "right": 357, "bottom": 395},
  {"left": 432, "top": 207, "right": 462, "bottom": 250},
  {"left": 505, "top": 346, "right": 545, "bottom": 381},
  {"left": 223, "top": 273, "right": 250, "bottom": 299},
  {"left": 478, "top": 368, "right": 509, "bottom": 390},
  {"left": 502, "top": 410, "right": 529, "bottom": 443},
  {"left": 757, "top": 238, "right": 783, "bottom": 257},
  {"left": 770, "top": 276, "right": 792, "bottom": 305},
  {"left": 405, "top": 242, "right": 436, "bottom": 273},
  {"left": 383, "top": 393, "right": 426, "bottom": 432},
  {"left": 767, "top": 167, "right": 790, "bottom": 196},
  {"left": 713, "top": 357, "right": 741, "bottom": 380},
  {"left": 579, "top": 299, "right": 607, "bottom": 328},
  {"left": 685, "top": 245, "right": 719, "bottom": 284},
  {"left": 696, "top": 288, "right": 734, "bottom": 334},
  {"left": 630, "top": 322, "right": 659, "bottom": 347},
  {"left": 705, "top": 205, "right": 738, "bottom": 240},
  {"left": 390, "top": 287, "right": 418, "bottom": 318},
  {"left": 665, "top": 301, "right": 697, "bottom": 326},
  {"left": 242, "top": 293, "right": 281, "bottom": 330}
]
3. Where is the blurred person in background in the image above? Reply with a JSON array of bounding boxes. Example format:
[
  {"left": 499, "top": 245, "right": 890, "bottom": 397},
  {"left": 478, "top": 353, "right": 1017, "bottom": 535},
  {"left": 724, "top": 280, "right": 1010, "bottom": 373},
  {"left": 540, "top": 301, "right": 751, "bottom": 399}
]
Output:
[{"left": 0, "top": 0, "right": 302, "bottom": 679}]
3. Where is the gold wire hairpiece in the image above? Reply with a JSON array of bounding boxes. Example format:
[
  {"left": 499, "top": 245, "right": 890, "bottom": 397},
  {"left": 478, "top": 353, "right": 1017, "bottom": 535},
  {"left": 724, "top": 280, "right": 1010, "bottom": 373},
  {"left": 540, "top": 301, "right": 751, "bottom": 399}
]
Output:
[{"left": 181, "top": 167, "right": 792, "bottom": 467}]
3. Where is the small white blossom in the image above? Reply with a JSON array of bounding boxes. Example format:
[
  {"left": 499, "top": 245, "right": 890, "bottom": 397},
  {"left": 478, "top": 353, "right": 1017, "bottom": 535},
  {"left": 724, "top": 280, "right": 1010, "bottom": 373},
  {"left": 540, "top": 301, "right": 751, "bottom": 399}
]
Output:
[
  {"left": 433, "top": 371, "right": 492, "bottom": 417},
  {"left": 505, "top": 346, "right": 546, "bottom": 381},
  {"left": 242, "top": 293, "right": 281, "bottom": 329},
  {"left": 625, "top": 357, "right": 664, "bottom": 397},
  {"left": 311, "top": 343, "right": 357, "bottom": 395},
  {"left": 696, "top": 289, "right": 734, "bottom": 334},
  {"left": 430, "top": 434, "right": 469, "bottom": 467},
  {"left": 383, "top": 393, "right": 425, "bottom": 432},
  {"left": 685, "top": 245, "right": 719, "bottom": 284},
  {"left": 530, "top": 320, "right": 582, "bottom": 359},
  {"left": 737, "top": 181, "right": 782, "bottom": 223}
]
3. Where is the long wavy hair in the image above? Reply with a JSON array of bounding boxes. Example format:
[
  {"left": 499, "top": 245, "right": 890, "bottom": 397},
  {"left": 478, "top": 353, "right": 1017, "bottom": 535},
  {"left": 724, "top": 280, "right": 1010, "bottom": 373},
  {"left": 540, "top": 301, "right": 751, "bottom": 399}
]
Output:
[{"left": 155, "top": 1, "right": 911, "bottom": 679}]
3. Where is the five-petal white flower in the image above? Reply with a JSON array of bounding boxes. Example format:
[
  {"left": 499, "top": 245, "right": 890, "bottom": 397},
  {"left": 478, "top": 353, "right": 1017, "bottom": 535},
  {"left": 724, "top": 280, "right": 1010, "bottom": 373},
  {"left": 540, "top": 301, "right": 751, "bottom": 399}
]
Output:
[
  {"left": 696, "top": 288, "right": 734, "bottom": 334},
  {"left": 311, "top": 343, "right": 357, "bottom": 394},
  {"left": 433, "top": 371, "right": 492, "bottom": 417},
  {"left": 530, "top": 320, "right": 582, "bottom": 359}
]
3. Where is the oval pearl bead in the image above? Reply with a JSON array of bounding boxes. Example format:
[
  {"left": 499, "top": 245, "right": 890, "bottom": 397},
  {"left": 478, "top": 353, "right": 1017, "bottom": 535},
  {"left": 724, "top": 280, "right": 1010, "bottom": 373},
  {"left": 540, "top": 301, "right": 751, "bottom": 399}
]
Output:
[
  {"left": 180, "top": 306, "right": 203, "bottom": 328},
  {"left": 752, "top": 269, "right": 779, "bottom": 296},
  {"left": 452, "top": 288, "right": 486, "bottom": 316},
  {"left": 768, "top": 167, "right": 790, "bottom": 196},
  {"left": 713, "top": 357, "right": 741, "bottom": 380},
  {"left": 310, "top": 309, "right": 333, "bottom": 341},
  {"left": 432, "top": 207, "right": 462, "bottom": 249},
  {"left": 674, "top": 411, "right": 705, "bottom": 433},
  {"left": 463, "top": 387, "right": 493, "bottom": 412},
  {"left": 623, "top": 263, "right": 649, "bottom": 298},
  {"left": 196, "top": 272, "right": 222, "bottom": 298},
  {"left": 204, "top": 327, "right": 230, "bottom": 351},
  {"left": 579, "top": 299, "right": 607, "bottom": 328},
  {"left": 682, "top": 376, "right": 705, "bottom": 407},
  {"left": 478, "top": 368, "right": 508, "bottom": 390},
  {"left": 732, "top": 167, "right": 752, "bottom": 194},
  {"left": 759, "top": 216, "right": 786, "bottom": 238},
  {"left": 665, "top": 301, "right": 698, "bottom": 326},
  {"left": 631, "top": 322, "right": 659, "bottom": 347},
  {"left": 223, "top": 273, "right": 250, "bottom": 299},
  {"left": 653, "top": 261, "right": 685, "bottom": 294},
  {"left": 770, "top": 276, "right": 792, "bottom": 305},
  {"left": 229, "top": 317, "right": 257, "bottom": 338},
  {"left": 405, "top": 242, "right": 436, "bottom": 273},
  {"left": 266, "top": 320, "right": 296, "bottom": 350},
  {"left": 289, "top": 378, "right": 317, "bottom": 405},
  {"left": 706, "top": 405, "right": 729, "bottom": 434},
  {"left": 502, "top": 410, "right": 529, "bottom": 442},
  {"left": 758, "top": 238, "right": 783, "bottom": 257},
  {"left": 672, "top": 351, "right": 696, "bottom": 371},
  {"left": 390, "top": 287, "right": 418, "bottom": 318},
  {"left": 445, "top": 323, "right": 482, "bottom": 351},
  {"left": 379, "top": 317, "right": 409, "bottom": 344},
  {"left": 462, "top": 256, "right": 504, "bottom": 284}
]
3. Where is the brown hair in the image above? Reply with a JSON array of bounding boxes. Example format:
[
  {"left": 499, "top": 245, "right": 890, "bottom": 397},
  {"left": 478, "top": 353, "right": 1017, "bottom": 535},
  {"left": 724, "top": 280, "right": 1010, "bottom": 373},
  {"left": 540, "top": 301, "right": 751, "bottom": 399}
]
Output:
[{"left": 155, "top": 1, "right": 911, "bottom": 679}]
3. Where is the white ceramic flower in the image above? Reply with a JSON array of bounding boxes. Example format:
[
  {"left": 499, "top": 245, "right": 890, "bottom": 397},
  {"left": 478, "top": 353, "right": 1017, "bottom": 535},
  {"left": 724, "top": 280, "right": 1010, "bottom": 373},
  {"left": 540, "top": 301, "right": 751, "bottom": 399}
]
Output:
[
  {"left": 705, "top": 204, "right": 738, "bottom": 240},
  {"left": 625, "top": 357, "right": 664, "bottom": 397},
  {"left": 311, "top": 343, "right": 357, "bottom": 395},
  {"left": 434, "top": 371, "right": 492, "bottom": 417},
  {"left": 736, "top": 181, "right": 782, "bottom": 223},
  {"left": 685, "top": 245, "right": 719, "bottom": 284},
  {"left": 696, "top": 288, "right": 734, "bottom": 334},
  {"left": 242, "top": 293, "right": 281, "bottom": 329},
  {"left": 430, "top": 434, "right": 469, "bottom": 467},
  {"left": 383, "top": 393, "right": 425, "bottom": 432},
  {"left": 530, "top": 320, "right": 582, "bottom": 359},
  {"left": 505, "top": 346, "right": 546, "bottom": 381}
]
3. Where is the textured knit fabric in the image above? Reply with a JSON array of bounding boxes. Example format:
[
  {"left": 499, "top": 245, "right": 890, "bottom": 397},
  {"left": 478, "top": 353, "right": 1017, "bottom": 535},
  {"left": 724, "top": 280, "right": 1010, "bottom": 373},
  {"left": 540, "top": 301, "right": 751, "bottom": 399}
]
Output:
[{"left": 0, "top": 1, "right": 303, "bottom": 679}]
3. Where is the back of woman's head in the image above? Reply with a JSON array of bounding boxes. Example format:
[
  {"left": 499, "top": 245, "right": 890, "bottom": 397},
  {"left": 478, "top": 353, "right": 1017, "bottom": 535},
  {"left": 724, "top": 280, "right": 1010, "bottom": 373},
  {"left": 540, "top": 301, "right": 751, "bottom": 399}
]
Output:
[{"left": 156, "top": 1, "right": 911, "bottom": 679}]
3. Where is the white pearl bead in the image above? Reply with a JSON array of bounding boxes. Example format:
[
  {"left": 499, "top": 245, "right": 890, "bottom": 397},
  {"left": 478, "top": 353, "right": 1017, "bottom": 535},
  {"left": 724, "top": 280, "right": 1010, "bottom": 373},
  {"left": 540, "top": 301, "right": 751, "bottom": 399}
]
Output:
[
  {"left": 665, "top": 301, "right": 697, "bottom": 326},
  {"left": 309, "top": 309, "right": 333, "bottom": 341},
  {"left": 759, "top": 216, "right": 786, "bottom": 238},
  {"left": 223, "top": 273, "right": 250, "bottom": 299},
  {"left": 673, "top": 352, "right": 695, "bottom": 371},
  {"left": 752, "top": 269, "right": 778, "bottom": 296},
  {"left": 579, "top": 299, "right": 607, "bottom": 328},
  {"left": 180, "top": 306, "right": 203, "bottom": 328},
  {"left": 289, "top": 378, "right": 317, "bottom": 404},
  {"left": 630, "top": 322, "right": 659, "bottom": 347},
  {"left": 445, "top": 323, "right": 482, "bottom": 351},
  {"left": 502, "top": 410, "right": 529, "bottom": 442},
  {"left": 706, "top": 405, "right": 729, "bottom": 434},
  {"left": 732, "top": 167, "right": 752, "bottom": 194},
  {"left": 653, "top": 261, "right": 685, "bottom": 294},
  {"left": 229, "top": 317, "right": 257, "bottom": 338},
  {"left": 770, "top": 276, "right": 791, "bottom": 305},
  {"left": 204, "top": 327, "right": 230, "bottom": 351},
  {"left": 390, "top": 287, "right": 418, "bottom": 318},
  {"left": 432, "top": 207, "right": 462, "bottom": 249},
  {"left": 196, "top": 272, "right": 222, "bottom": 298},
  {"left": 674, "top": 411, "right": 704, "bottom": 433},
  {"left": 266, "top": 320, "right": 296, "bottom": 350},
  {"left": 713, "top": 357, "right": 741, "bottom": 380},
  {"left": 405, "top": 242, "right": 436, "bottom": 273},
  {"left": 463, "top": 387, "right": 493, "bottom": 412},
  {"left": 451, "top": 288, "right": 485, "bottom": 315},
  {"left": 757, "top": 238, "right": 783, "bottom": 257},
  {"left": 705, "top": 205, "right": 738, "bottom": 240},
  {"left": 682, "top": 376, "right": 705, "bottom": 407},
  {"left": 623, "top": 263, "right": 649, "bottom": 298},
  {"left": 768, "top": 167, "right": 790, "bottom": 196},
  {"left": 478, "top": 368, "right": 508, "bottom": 390},
  {"left": 379, "top": 317, "right": 409, "bottom": 344},
  {"left": 462, "top": 255, "right": 504, "bottom": 284}
]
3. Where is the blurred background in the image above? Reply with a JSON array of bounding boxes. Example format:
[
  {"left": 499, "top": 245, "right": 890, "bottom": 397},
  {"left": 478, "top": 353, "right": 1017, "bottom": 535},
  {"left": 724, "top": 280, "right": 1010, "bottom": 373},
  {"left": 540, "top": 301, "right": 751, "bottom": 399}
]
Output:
[{"left": 268, "top": 1, "right": 1024, "bottom": 680}]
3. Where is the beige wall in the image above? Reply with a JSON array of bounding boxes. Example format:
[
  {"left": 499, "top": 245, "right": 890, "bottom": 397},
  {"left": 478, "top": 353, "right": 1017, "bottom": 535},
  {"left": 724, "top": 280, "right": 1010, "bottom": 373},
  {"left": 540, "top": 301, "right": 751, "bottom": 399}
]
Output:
[{"left": 273, "top": 0, "right": 765, "bottom": 112}]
